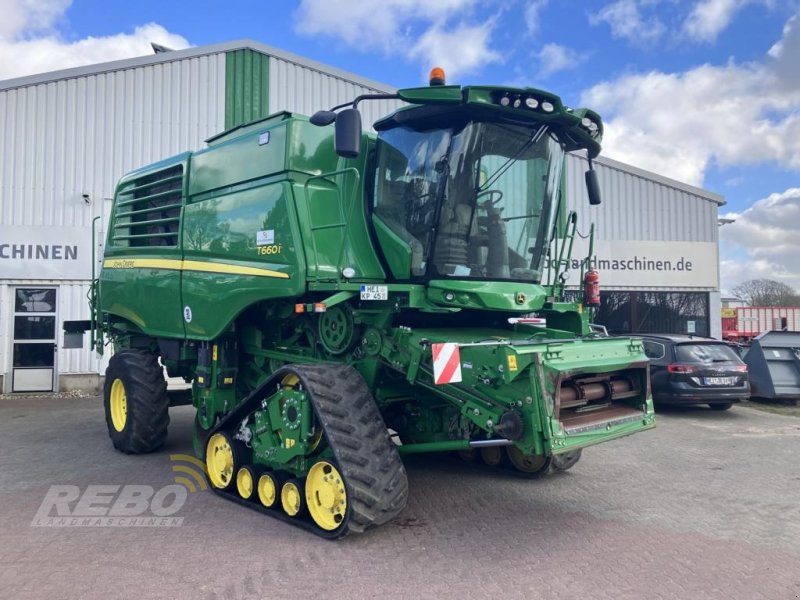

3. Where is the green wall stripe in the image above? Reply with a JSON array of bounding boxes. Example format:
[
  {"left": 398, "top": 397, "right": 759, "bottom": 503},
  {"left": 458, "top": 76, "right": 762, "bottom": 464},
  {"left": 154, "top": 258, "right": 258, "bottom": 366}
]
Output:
[{"left": 224, "top": 49, "right": 270, "bottom": 130}]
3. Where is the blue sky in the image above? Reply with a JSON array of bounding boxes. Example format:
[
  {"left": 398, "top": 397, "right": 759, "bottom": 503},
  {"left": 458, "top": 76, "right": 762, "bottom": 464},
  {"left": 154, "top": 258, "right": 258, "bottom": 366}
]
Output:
[{"left": 1, "top": 0, "right": 799, "bottom": 291}]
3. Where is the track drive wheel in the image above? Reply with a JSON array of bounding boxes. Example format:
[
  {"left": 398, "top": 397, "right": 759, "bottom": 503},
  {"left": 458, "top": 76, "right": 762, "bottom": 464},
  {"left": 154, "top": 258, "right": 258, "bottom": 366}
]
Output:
[
  {"left": 103, "top": 349, "right": 169, "bottom": 454},
  {"left": 506, "top": 446, "right": 552, "bottom": 478}
]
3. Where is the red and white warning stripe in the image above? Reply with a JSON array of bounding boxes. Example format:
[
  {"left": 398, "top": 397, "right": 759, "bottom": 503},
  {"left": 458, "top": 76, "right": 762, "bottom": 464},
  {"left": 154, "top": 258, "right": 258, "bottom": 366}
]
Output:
[{"left": 431, "top": 342, "right": 462, "bottom": 385}]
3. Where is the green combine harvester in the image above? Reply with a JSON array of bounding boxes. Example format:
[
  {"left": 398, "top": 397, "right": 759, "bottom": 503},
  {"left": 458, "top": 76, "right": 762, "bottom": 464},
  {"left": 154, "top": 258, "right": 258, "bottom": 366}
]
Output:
[{"left": 66, "top": 68, "right": 655, "bottom": 538}]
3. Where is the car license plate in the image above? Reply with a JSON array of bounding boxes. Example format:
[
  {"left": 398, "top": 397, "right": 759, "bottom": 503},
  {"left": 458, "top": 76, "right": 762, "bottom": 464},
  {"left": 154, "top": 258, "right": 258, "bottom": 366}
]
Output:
[
  {"left": 360, "top": 285, "right": 388, "bottom": 301},
  {"left": 704, "top": 376, "right": 735, "bottom": 386}
]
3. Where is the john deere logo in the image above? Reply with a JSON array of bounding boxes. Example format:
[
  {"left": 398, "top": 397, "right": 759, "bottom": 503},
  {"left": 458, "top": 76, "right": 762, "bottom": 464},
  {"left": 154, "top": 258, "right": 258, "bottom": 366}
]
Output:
[
  {"left": 170, "top": 454, "right": 208, "bottom": 493},
  {"left": 515, "top": 292, "right": 526, "bottom": 305}
]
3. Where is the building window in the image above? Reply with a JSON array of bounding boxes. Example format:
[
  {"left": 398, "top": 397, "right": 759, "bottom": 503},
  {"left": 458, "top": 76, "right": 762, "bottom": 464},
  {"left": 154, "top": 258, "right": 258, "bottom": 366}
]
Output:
[{"left": 594, "top": 291, "right": 710, "bottom": 337}]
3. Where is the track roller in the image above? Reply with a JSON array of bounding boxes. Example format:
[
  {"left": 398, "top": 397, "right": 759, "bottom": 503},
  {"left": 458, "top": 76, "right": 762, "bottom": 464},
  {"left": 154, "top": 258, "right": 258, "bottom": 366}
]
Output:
[
  {"left": 257, "top": 472, "right": 280, "bottom": 509},
  {"left": 281, "top": 479, "right": 305, "bottom": 517},
  {"left": 481, "top": 446, "right": 507, "bottom": 467},
  {"left": 506, "top": 446, "right": 552, "bottom": 478},
  {"left": 236, "top": 466, "right": 256, "bottom": 500}
]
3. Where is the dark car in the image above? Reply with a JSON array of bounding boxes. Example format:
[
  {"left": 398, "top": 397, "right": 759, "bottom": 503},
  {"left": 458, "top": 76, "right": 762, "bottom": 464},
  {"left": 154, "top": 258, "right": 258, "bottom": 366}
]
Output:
[{"left": 639, "top": 334, "right": 750, "bottom": 410}]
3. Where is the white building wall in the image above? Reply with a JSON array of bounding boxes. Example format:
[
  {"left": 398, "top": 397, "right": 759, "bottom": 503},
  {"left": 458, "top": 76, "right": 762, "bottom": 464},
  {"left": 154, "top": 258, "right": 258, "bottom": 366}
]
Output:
[
  {"left": 0, "top": 42, "right": 727, "bottom": 391},
  {"left": 0, "top": 53, "right": 227, "bottom": 390},
  {"left": 268, "top": 55, "right": 402, "bottom": 130}
]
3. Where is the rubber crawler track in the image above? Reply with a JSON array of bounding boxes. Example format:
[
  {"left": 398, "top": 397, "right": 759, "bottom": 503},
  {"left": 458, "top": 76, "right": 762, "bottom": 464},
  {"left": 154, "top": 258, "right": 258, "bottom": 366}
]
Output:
[{"left": 207, "top": 363, "right": 409, "bottom": 539}]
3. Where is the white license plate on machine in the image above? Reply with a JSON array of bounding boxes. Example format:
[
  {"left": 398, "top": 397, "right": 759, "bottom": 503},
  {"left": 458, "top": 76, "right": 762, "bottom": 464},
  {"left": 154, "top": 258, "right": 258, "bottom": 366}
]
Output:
[
  {"left": 704, "top": 376, "right": 736, "bottom": 385},
  {"left": 360, "top": 285, "right": 388, "bottom": 301}
]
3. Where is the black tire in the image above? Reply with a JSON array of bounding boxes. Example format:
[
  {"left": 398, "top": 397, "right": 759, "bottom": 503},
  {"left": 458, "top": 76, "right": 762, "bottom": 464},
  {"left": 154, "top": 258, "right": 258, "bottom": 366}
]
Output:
[
  {"left": 551, "top": 449, "right": 582, "bottom": 472},
  {"left": 103, "top": 349, "right": 169, "bottom": 454},
  {"left": 281, "top": 364, "right": 409, "bottom": 533},
  {"left": 709, "top": 402, "right": 733, "bottom": 411}
]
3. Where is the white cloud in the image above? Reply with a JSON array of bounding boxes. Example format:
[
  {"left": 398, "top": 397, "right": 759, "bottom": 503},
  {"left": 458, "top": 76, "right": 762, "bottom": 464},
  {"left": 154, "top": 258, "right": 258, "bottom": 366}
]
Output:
[
  {"left": 768, "top": 12, "right": 797, "bottom": 58},
  {"left": 410, "top": 21, "right": 501, "bottom": 80},
  {"left": 0, "top": 24, "right": 191, "bottom": 80},
  {"left": 580, "top": 11, "right": 800, "bottom": 186},
  {"left": 524, "top": 0, "right": 549, "bottom": 35},
  {"left": 537, "top": 43, "right": 587, "bottom": 78},
  {"left": 720, "top": 188, "right": 800, "bottom": 290},
  {"left": 0, "top": 1, "right": 190, "bottom": 81},
  {"left": 590, "top": 0, "right": 666, "bottom": 45},
  {"left": 293, "top": 0, "right": 499, "bottom": 80},
  {"left": 0, "top": 0, "right": 71, "bottom": 41},
  {"left": 682, "top": 0, "right": 765, "bottom": 43}
]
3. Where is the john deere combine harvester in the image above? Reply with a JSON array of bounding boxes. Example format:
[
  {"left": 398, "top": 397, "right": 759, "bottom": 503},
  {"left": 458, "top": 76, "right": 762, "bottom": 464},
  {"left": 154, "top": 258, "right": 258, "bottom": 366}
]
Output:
[{"left": 67, "top": 69, "right": 655, "bottom": 538}]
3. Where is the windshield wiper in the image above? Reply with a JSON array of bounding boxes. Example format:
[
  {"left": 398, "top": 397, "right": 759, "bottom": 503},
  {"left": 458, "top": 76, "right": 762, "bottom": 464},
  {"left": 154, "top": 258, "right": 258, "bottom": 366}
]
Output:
[
  {"left": 502, "top": 212, "right": 541, "bottom": 222},
  {"left": 424, "top": 135, "right": 455, "bottom": 275}
]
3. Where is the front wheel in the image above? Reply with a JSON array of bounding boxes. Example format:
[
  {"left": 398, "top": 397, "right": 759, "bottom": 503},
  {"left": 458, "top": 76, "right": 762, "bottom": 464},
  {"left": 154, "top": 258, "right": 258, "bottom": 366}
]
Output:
[
  {"left": 551, "top": 449, "right": 582, "bottom": 472},
  {"left": 103, "top": 350, "right": 169, "bottom": 454}
]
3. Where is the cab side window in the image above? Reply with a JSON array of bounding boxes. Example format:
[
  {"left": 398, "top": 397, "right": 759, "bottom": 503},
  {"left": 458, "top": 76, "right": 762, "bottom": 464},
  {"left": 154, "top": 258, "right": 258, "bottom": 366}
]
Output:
[{"left": 643, "top": 340, "right": 666, "bottom": 362}]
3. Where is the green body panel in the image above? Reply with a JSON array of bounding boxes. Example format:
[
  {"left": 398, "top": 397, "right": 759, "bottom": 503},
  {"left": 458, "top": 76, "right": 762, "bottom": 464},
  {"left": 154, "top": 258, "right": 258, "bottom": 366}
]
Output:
[
  {"left": 101, "top": 153, "right": 192, "bottom": 338},
  {"left": 225, "top": 49, "right": 269, "bottom": 130},
  {"left": 182, "top": 181, "right": 303, "bottom": 338},
  {"left": 92, "top": 80, "right": 654, "bottom": 480}
]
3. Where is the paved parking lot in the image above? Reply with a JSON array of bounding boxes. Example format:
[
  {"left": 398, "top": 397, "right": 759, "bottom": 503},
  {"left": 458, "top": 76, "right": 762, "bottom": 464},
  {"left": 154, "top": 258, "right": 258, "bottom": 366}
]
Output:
[{"left": 1, "top": 395, "right": 799, "bottom": 600}]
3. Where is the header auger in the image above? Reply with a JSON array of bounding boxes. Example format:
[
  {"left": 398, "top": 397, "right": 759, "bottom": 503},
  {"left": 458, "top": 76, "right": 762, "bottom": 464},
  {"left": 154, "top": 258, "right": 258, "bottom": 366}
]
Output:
[{"left": 67, "top": 67, "right": 655, "bottom": 538}]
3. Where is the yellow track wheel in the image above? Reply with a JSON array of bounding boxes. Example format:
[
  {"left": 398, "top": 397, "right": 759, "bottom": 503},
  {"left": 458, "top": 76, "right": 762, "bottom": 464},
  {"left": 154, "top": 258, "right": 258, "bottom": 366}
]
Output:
[
  {"left": 236, "top": 466, "right": 255, "bottom": 500},
  {"left": 305, "top": 461, "right": 348, "bottom": 531},
  {"left": 506, "top": 446, "right": 550, "bottom": 475},
  {"left": 281, "top": 480, "right": 303, "bottom": 517},
  {"left": 257, "top": 473, "right": 278, "bottom": 508},
  {"left": 481, "top": 446, "right": 505, "bottom": 467},
  {"left": 109, "top": 378, "right": 128, "bottom": 433},
  {"left": 206, "top": 433, "right": 235, "bottom": 489}
]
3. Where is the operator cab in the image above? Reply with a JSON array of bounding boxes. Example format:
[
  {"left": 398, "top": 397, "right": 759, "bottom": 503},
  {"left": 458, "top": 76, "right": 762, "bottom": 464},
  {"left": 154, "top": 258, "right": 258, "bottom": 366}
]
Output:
[
  {"left": 311, "top": 68, "right": 604, "bottom": 286},
  {"left": 371, "top": 116, "right": 563, "bottom": 283}
]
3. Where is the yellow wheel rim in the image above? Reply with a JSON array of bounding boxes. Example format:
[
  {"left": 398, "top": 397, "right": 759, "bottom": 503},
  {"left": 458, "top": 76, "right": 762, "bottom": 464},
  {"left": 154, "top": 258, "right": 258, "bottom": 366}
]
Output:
[
  {"left": 305, "top": 461, "right": 347, "bottom": 531},
  {"left": 206, "top": 433, "right": 235, "bottom": 489},
  {"left": 281, "top": 481, "right": 302, "bottom": 517},
  {"left": 236, "top": 467, "right": 254, "bottom": 500},
  {"left": 506, "top": 446, "right": 548, "bottom": 473},
  {"left": 481, "top": 446, "right": 504, "bottom": 467},
  {"left": 109, "top": 378, "right": 128, "bottom": 432},
  {"left": 257, "top": 473, "right": 277, "bottom": 508}
]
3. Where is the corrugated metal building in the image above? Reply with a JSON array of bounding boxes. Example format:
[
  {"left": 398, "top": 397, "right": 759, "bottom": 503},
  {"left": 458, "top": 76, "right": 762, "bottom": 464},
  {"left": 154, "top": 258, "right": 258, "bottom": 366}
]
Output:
[{"left": 0, "top": 39, "right": 723, "bottom": 393}]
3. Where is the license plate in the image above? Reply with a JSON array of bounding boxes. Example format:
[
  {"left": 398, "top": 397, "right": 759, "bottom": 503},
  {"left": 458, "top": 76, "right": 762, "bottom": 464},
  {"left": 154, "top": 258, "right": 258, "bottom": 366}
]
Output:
[
  {"left": 360, "top": 285, "right": 388, "bottom": 301},
  {"left": 704, "top": 376, "right": 736, "bottom": 386}
]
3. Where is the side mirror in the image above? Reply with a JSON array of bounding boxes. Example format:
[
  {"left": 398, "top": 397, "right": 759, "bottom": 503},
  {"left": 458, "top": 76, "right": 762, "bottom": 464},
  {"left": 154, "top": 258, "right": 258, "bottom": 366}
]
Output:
[
  {"left": 334, "top": 108, "right": 362, "bottom": 158},
  {"left": 585, "top": 169, "right": 602, "bottom": 205},
  {"left": 310, "top": 110, "right": 337, "bottom": 126}
]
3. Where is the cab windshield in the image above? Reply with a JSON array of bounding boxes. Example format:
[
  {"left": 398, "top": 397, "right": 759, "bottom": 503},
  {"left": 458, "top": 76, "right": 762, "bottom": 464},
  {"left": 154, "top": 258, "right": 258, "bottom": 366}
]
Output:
[{"left": 372, "top": 120, "right": 564, "bottom": 282}]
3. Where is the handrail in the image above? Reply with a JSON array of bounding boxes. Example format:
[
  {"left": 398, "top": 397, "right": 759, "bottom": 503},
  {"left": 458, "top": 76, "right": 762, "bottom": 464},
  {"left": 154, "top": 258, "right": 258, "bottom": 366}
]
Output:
[{"left": 90, "top": 216, "right": 101, "bottom": 352}]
